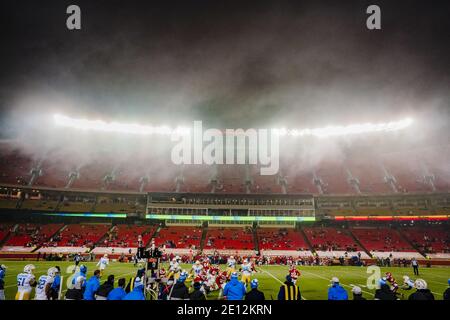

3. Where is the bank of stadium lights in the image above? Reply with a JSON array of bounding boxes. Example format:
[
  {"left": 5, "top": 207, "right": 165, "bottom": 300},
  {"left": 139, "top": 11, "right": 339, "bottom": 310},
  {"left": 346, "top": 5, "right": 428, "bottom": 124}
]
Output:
[
  {"left": 53, "top": 114, "right": 413, "bottom": 138},
  {"left": 53, "top": 114, "right": 190, "bottom": 136},
  {"left": 272, "top": 118, "right": 413, "bottom": 138}
]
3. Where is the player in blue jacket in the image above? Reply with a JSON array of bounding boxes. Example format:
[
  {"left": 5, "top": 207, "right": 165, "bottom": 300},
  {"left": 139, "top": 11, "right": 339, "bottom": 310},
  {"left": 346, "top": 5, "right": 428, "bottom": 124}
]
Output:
[
  {"left": 0, "top": 264, "right": 6, "bottom": 300},
  {"left": 72, "top": 265, "right": 87, "bottom": 287},
  {"left": 83, "top": 270, "right": 101, "bottom": 300},
  {"left": 123, "top": 277, "right": 145, "bottom": 300},
  {"left": 107, "top": 278, "right": 127, "bottom": 300},
  {"left": 223, "top": 272, "right": 246, "bottom": 300},
  {"left": 328, "top": 277, "right": 348, "bottom": 300}
]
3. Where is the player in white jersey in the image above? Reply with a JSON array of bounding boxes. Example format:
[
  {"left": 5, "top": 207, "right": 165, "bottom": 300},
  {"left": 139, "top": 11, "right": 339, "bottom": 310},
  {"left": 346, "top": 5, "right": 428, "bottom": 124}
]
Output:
[
  {"left": 35, "top": 267, "right": 57, "bottom": 300},
  {"left": 240, "top": 259, "right": 253, "bottom": 286},
  {"left": 226, "top": 256, "right": 236, "bottom": 276},
  {"left": 16, "top": 264, "right": 36, "bottom": 300},
  {"left": 168, "top": 257, "right": 181, "bottom": 280},
  {"left": 401, "top": 275, "right": 415, "bottom": 290},
  {"left": 191, "top": 260, "right": 203, "bottom": 277},
  {"left": 97, "top": 254, "right": 109, "bottom": 275}
]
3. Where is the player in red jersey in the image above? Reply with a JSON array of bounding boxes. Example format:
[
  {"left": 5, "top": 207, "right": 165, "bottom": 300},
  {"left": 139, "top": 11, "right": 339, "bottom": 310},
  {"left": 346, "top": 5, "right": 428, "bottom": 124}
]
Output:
[
  {"left": 385, "top": 272, "right": 399, "bottom": 293},
  {"left": 158, "top": 267, "right": 166, "bottom": 279},
  {"left": 289, "top": 264, "right": 301, "bottom": 285}
]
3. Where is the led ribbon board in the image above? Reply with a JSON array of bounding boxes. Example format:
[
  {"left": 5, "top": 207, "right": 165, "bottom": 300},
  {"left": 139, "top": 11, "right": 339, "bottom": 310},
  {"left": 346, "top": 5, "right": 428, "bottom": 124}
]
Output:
[
  {"left": 42, "top": 213, "right": 127, "bottom": 218},
  {"left": 334, "top": 215, "right": 449, "bottom": 221},
  {"left": 145, "top": 214, "right": 315, "bottom": 222}
]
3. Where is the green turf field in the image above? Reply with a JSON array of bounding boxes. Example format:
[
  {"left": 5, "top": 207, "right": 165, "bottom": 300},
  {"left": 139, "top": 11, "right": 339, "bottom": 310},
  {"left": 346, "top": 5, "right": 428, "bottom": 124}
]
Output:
[{"left": 1, "top": 260, "right": 448, "bottom": 300}]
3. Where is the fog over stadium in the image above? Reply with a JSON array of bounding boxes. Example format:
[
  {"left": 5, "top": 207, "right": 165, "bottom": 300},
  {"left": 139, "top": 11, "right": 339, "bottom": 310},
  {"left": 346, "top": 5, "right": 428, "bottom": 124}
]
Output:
[{"left": 0, "top": 0, "right": 449, "bottom": 181}]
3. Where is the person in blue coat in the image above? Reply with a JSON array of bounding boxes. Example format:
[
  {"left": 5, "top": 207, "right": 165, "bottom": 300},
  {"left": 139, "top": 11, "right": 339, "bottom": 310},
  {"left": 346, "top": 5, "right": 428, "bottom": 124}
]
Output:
[
  {"left": 123, "top": 277, "right": 145, "bottom": 300},
  {"left": 108, "top": 278, "right": 127, "bottom": 300},
  {"left": 83, "top": 270, "right": 101, "bottom": 300},
  {"left": 0, "top": 264, "right": 6, "bottom": 300},
  {"left": 223, "top": 272, "right": 246, "bottom": 300},
  {"left": 328, "top": 277, "right": 348, "bottom": 300}
]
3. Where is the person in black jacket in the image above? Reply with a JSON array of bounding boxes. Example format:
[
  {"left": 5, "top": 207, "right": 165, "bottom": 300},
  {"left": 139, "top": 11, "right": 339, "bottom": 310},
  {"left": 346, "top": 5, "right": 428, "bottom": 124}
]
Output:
[
  {"left": 351, "top": 286, "right": 366, "bottom": 300},
  {"left": 189, "top": 281, "right": 206, "bottom": 300},
  {"left": 245, "top": 279, "right": 265, "bottom": 301},
  {"left": 444, "top": 279, "right": 450, "bottom": 301},
  {"left": 96, "top": 275, "right": 115, "bottom": 300},
  {"left": 408, "top": 279, "right": 434, "bottom": 300},
  {"left": 126, "top": 268, "right": 145, "bottom": 293},
  {"left": 169, "top": 272, "right": 189, "bottom": 300},
  {"left": 374, "top": 279, "right": 398, "bottom": 300},
  {"left": 277, "top": 275, "right": 301, "bottom": 300}
]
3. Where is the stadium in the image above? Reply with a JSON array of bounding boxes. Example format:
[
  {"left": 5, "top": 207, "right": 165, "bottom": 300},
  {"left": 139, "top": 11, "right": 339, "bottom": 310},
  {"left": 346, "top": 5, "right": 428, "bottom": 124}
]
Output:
[{"left": 0, "top": 0, "right": 449, "bottom": 305}]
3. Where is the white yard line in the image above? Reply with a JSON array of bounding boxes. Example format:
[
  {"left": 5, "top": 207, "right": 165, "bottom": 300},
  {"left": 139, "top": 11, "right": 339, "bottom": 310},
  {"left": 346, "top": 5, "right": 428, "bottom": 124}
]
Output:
[{"left": 260, "top": 268, "right": 307, "bottom": 300}]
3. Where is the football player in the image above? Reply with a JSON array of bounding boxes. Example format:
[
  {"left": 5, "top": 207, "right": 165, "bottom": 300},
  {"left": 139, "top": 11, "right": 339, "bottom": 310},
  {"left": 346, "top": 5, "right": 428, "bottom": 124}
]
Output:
[
  {"left": 385, "top": 272, "right": 399, "bottom": 293},
  {"left": 97, "top": 254, "right": 109, "bottom": 275},
  {"left": 35, "top": 267, "right": 58, "bottom": 300},
  {"left": 16, "top": 264, "right": 37, "bottom": 300},
  {"left": 226, "top": 256, "right": 236, "bottom": 276},
  {"left": 289, "top": 264, "right": 301, "bottom": 285},
  {"left": 241, "top": 259, "right": 253, "bottom": 286}
]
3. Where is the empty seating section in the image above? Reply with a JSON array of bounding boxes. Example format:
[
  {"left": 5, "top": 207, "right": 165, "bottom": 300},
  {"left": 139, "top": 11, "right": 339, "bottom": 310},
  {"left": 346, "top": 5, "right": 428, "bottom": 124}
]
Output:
[
  {"left": 383, "top": 155, "right": 430, "bottom": 193},
  {"left": 50, "top": 224, "right": 110, "bottom": 247},
  {"left": 205, "top": 227, "right": 254, "bottom": 250},
  {"left": 216, "top": 165, "right": 244, "bottom": 193},
  {"left": 252, "top": 174, "right": 282, "bottom": 194},
  {"left": 101, "top": 225, "right": 155, "bottom": 247},
  {"left": 303, "top": 227, "right": 360, "bottom": 251},
  {"left": 0, "top": 148, "right": 31, "bottom": 185},
  {"left": 351, "top": 227, "right": 414, "bottom": 252},
  {"left": 155, "top": 226, "right": 203, "bottom": 249},
  {"left": 258, "top": 228, "right": 308, "bottom": 250},
  {"left": 71, "top": 162, "right": 109, "bottom": 190},
  {"left": 347, "top": 159, "right": 392, "bottom": 194},
  {"left": 5, "top": 223, "right": 63, "bottom": 247},
  {"left": 316, "top": 162, "right": 355, "bottom": 194},
  {"left": 183, "top": 165, "right": 214, "bottom": 193},
  {"left": 286, "top": 172, "right": 317, "bottom": 193},
  {"left": 0, "top": 141, "right": 449, "bottom": 194},
  {"left": 33, "top": 161, "right": 69, "bottom": 188},
  {"left": 401, "top": 227, "right": 449, "bottom": 253}
]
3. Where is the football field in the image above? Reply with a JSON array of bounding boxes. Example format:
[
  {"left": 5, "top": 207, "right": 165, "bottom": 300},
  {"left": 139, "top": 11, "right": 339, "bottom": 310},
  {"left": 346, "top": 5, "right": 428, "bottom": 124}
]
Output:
[{"left": 1, "top": 260, "right": 448, "bottom": 300}]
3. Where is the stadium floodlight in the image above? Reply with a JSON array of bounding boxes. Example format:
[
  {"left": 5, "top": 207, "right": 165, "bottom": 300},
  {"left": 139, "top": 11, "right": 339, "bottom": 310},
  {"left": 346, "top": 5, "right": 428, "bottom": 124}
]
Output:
[
  {"left": 53, "top": 114, "right": 190, "bottom": 136},
  {"left": 53, "top": 113, "right": 413, "bottom": 138},
  {"left": 273, "top": 117, "right": 413, "bottom": 138}
]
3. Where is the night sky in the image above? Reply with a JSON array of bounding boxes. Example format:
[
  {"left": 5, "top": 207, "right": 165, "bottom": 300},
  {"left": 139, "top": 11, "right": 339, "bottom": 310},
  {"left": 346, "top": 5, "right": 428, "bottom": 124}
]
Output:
[{"left": 1, "top": 0, "right": 449, "bottom": 137}]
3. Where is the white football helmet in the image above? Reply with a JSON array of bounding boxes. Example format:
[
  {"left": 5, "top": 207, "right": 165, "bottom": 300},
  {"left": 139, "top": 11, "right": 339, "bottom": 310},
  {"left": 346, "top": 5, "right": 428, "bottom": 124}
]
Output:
[
  {"left": 24, "top": 264, "right": 36, "bottom": 274},
  {"left": 47, "top": 267, "right": 58, "bottom": 278},
  {"left": 414, "top": 279, "right": 427, "bottom": 290},
  {"left": 104, "top": 254, "right": 108, "bottom": 258}
]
